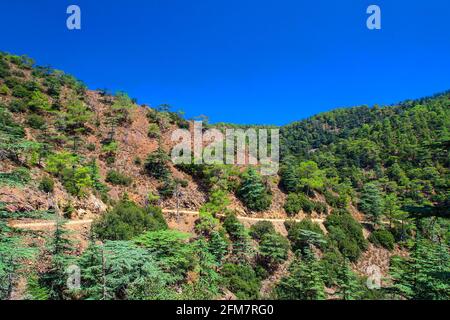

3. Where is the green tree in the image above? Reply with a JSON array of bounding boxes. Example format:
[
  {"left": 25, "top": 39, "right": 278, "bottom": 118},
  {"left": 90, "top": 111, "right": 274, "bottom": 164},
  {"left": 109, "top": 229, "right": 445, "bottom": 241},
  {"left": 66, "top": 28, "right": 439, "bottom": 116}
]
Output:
[
  {"left": 359, "top": 183, "right": 384, "bottom": 222},
  {"left": 276, "top": 250, "right": 326, "bottom": 300},
  {"left": 220, "top": 263, "right": 260, "bottom": 299},
  {"left": 258, "top": 233, "right": 290, "bottom": 270},
  {"left": 144, "top": 147, "right": 171, "bottom": 180},
  {"left": 40, "top": 217, "right": 75, "bottom": 299},
  {"left": 93, "top": 199, "right": 167, "bottom": 241},
  {"left": 389, "top": 236, "right": 449, "bottom": 300},
  {"left": 27, "top": 90, "right": 51, "bottom": 113},
  {"left": 0, "top": 223, "right": 36, "bottom": 299},
  {"left": 237, "top": 167, "right": 271, "bottom": 212},
  {"left": 62, "top": 98, "right": 92, "bottom": 134},
  {"left": 335, "top": 259, "right": 365, "bottom": 300},
  {"left": 249, "top": 221, "right": 275, "bottom": 241}
]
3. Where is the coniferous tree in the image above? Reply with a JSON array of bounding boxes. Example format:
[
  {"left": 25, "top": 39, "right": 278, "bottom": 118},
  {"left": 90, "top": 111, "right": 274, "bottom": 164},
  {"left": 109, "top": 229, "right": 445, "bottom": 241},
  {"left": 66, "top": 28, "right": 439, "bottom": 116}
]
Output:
[
  {"left": 237, "top": 167, "right": 271, "bottom": 212},
  {"left": 359, "top": 183, "right": 384, "bottom": 222},
  {"left": 276, "top": 249, "right": 326, "bottom": 300},
  {"left": 335, "top": 259, "right": 364, "bottom": 300}
]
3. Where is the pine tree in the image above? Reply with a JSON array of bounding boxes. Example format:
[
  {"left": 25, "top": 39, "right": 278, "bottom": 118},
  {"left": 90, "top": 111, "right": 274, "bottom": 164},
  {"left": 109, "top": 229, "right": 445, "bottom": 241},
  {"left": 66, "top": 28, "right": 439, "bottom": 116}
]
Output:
[
  {"left": 40, "top": 212, "right": 75, "bottom": 300},
  {"left": 237, "top": 167, "right": 271, "bottom": 212},
  {"left": 335, "top": 259, "right": 364, "bottom": 300},
  {"left": 0, "top": 222, "right": 35, "bottom": 299},
  {"left": 359, "top": 183, "right": 384, "bottom": 223},
  {"left": 276, "top": 249, "right": 326, "bottom": 300},
  {"left": 389, "top": 235, "right": 450, "bottom": 300}
]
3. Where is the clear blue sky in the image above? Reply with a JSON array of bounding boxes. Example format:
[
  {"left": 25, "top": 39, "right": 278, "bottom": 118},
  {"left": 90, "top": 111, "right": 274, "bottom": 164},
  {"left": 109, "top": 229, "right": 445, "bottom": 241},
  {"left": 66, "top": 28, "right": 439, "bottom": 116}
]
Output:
[{"left": 1, "top": 1, "right": 449, "bottom": 125}]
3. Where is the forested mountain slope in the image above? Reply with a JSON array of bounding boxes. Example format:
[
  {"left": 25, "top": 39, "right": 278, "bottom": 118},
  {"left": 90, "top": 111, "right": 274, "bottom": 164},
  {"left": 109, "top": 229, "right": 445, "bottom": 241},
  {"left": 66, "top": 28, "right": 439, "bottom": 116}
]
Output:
[{"left": 0, "top": 52, "right": 448, "bottom": 300}]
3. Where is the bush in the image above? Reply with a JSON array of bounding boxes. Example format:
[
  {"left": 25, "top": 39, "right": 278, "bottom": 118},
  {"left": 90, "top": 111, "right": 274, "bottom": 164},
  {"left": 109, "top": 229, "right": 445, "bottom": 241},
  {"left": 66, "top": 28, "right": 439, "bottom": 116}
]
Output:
[
  {"left": 320, "top": 248, "right": 345, "bottom": 287},
  {"left": 314, "top": 202, "right": 328, "bottom": 215},
  {"left": 0, "top": 58, "right": 10, "bottom": 78},
  {"left": 8, "top": 100, "right": 27, "bottom": 113},
  {"left": 27, "top": 90, "right": 50, "bottom": 113},
  {"left": 285, "top": 219, "right": 326, "bottom": 253},
  {"left": 324, "top": 210, "right": 368, "bottom": 261},
  {"left": 144, "top": 148, "right": 171, "bottom": 180},
  {"left": 39, "top": 176, "right": 55, "bottom": 193},
  {"left": 62, "top": 202, "right": 75, "bottom": 219},
  {"left": 106, "top": 170, "right": 132, "bottom": 186},
  {"left": 176, "top": 178, "right": 189, "bottom": 188},
  {"left": 60, "top": 166, "right": 93, "bottom": 197},
  {"left": 220, "top": 263, "right": 260, "bottom": 299},
  {"left": 0, "top": 84, "right": 9, "bottom": 95},
  {"left": 369, "top": 229, "right": 395, "bottom": 250},
  {"left": 133, "top": 157, "right": 142, "bottom": 166},
  {"left": 12, "top": 84, "right": 31, "bottom": 98},
  {"left": 86, "top": 143, "right": 96, "bottom": 151},
  {"left": 157, "top": 177, "right": 176, "bottom": 199},
  {"left": 147, "top": 123, "right": 161, "bottom": 138},
  {"left": 26, "top": 114, "right": 46, "bottom": 129},
  {"left": 93, "top": 199, "right": 167, "bottom": 240},
  {"left": 284, "top": 193, "right": 315, "bottom": 215},
  {"left": 249, "top": 221, "right": 275, "bottom": 241}
]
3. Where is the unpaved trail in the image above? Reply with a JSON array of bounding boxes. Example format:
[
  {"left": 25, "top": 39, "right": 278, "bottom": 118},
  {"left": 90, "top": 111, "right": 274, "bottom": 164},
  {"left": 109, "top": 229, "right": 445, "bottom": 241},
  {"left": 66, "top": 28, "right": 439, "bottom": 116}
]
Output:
[
  {"left": 8, "top": 209, "right": 325, "bottom": 230},
  {"left": 9, "top": 219, "right": 94, "bottom": 229}
]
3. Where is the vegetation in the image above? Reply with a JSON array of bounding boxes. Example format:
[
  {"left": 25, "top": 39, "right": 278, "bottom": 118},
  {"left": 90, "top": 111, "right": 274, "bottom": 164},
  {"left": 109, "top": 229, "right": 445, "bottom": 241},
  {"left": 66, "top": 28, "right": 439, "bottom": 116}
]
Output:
[
  {"left": 106, "top": 170, "right": 132, "bottom": 186},
  {"left": 0, "top": 52, "right": 448, "bottom": 301},
  {"left": 369, "top": 229, "right": 395, "bottom": 250},
  {"left": 237, "top": 168, "right": 271, "bottom": 211},
  {"left": 93, "top": 199, "right": 167, "bottom": 240}
]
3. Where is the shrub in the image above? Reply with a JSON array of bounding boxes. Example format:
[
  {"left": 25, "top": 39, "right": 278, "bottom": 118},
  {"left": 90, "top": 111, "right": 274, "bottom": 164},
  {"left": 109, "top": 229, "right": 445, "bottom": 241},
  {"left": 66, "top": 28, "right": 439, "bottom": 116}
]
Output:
[
  {"left": 285, "top": 219, "right": 326, "bottom": 253},
  {"left": 324, "top": 210, "right": 368, "bottom": 261},
  {"left": 61, "top": 166, "right": 93, "bottom": 197},
  {"left": 133, "top": 157, "right": 142, "bottom": 166},
  {"left": 86, "top": 143, "right": 96, "bottom": 151},
  {"left": 249, "top": 221, "right": 275, "bottom": 241},
  {"left": 314, "top": 202, "right": 328, "bottom": 215},
  {"left": 12, "top": 84, "right": 31, "bottom": 98},
  {"left": 62, "top": 201, "right": 75, "bottom": 219},
  {"left": 0, "top": 84, "right": 9, "bottom": 95},
  {"left": 283, "top": 193, "right": 315, "bottom": 215},
  {"left": 369, "top": 229, "right": 395, "bottom": 250},
  {"left": 320, "top": 248, "right": 345, "bottom": 287},
  {"left": 12, "top": 70, "right": 25, "bottom": 78},
  {"left": 175, "top": 178, "right": 189, "bottom": 188},
  {"left": 26, "top": 114, "right": 46, "bottom": 130},
  {"left": 144, "top": 148, "right": 170, "bottom": 180},
  {"left": 93, "top": 199, "right": 167, "bottom": 240},
  {"left": 27, "top": 90, "right": 50, "bottom": 113},
  {"left": 0, "top": 58, "right": 10, "bottom": 78},
  {"left": 106, "top": 170, "right": 132, "bottom": 186},
  {"left": 220, "top": 263, "right": 260, "bottom": 299},
  {"left": 147, "top": 123, "right": 160, "bottom": 138},
  {"left": 8, "top": 100, "right": 27, "bottom": 113},
  {"left": 39, "top": 176, "right": 55, "bottom": 193},
  {"left": 157, "top": 177, "right": 176, "bottom": 199}
]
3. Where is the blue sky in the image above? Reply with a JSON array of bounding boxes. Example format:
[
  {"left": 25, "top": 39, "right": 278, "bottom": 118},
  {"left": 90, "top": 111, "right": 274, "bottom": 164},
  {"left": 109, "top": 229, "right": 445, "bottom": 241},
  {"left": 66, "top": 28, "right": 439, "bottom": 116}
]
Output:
[{"left": 1, "top": 0, "right": 449, "bottom": 125}]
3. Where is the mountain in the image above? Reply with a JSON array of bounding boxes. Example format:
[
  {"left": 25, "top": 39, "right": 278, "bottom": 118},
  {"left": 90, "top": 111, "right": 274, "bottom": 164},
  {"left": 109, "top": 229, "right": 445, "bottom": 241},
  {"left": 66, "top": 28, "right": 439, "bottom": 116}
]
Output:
[{"left": 0, "top": 52, "right": 448, "bottom": 300}]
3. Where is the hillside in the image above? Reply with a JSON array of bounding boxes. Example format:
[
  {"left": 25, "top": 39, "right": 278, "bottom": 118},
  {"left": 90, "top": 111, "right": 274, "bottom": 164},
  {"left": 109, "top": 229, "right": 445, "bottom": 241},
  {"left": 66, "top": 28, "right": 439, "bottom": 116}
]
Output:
[{"left": 0, "top": 52, "right": 448, "bottom": 301}]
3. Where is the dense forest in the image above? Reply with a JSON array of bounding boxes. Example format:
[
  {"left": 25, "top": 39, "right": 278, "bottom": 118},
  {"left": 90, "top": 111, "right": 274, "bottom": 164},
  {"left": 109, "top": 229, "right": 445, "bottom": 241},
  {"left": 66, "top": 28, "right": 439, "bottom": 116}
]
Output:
[{"left": 0, "top": 52, "right": 448, "bottom": 300}]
